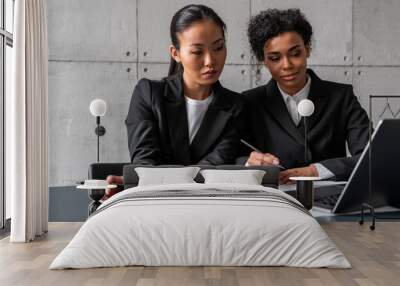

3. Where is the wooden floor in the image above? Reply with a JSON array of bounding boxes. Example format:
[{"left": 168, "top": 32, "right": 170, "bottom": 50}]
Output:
[{"left": 0, "top": 222, "right": 399, "bottom": 286}]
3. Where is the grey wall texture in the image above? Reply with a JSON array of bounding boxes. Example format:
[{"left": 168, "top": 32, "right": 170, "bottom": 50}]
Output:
[{"left": 47, "top": 0, "right": 400, "bottom": 188}]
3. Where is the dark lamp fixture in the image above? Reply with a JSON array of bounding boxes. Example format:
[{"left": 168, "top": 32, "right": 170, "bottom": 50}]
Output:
[{"left": 89, "top": 99, "right": 107, "bottom": 162}]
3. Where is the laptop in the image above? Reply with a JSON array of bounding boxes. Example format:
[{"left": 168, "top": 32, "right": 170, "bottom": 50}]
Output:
[{"left": 312, "top": 119, "right": 400, "bottom": 213}]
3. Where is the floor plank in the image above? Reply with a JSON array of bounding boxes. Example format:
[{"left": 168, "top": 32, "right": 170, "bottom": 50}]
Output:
[{"left": 0, "top": 222, "right": 399, "bottom": 286}]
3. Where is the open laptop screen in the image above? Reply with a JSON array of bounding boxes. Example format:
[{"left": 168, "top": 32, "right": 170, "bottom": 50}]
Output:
[{"left": 333, "top": 119, "right": 400, "bottom": 213}]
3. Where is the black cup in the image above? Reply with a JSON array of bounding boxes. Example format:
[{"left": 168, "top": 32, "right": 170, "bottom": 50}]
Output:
[
  {"left": 296, "top": 180, "right": 314, "bottom": 210},
  {"left": 88, "top": 189, "right": 105, "bottom": 215}
]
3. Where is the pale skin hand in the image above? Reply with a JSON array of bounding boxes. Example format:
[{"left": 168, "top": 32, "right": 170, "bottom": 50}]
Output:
[
  {"left": 279, "top": 164, "right": 319, "bottom": 184},
  {"left": 246, "top": 151, "right": 281, "bottom": 166},
  {"left": 102, "top": 175, "right": 124, "bottom": 201}
]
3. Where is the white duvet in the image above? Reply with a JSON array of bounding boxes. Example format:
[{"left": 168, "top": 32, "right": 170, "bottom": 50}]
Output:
[{"left": 50, "top": 183, "right": 350, "bottom": 269}]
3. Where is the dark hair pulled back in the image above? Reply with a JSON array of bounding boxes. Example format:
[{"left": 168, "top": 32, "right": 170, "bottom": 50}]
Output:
[{"left": 168, "top": 4, "right": 226, "bottom": 77}]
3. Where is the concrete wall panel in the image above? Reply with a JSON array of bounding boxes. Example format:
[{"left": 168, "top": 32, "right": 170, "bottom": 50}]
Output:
[
  {"left": 353, "top": 67, "right": 400, "bottom": 126},
  {"left": 48, "top": 0, "right": 137, "bottom": 62},
  {"left": 138, "top": 63, "right": 169, "bottom": 80},
  {"left": 310, "top": 66, "right": 353, "bottom": 85},
  {"left": 138, "top": 0, "right": 251, "bottom": 64},
  {"left": 48, "top": 62, "right": 136, "bottom": 186},
  {"left": 219, "top": 65, "right": 252, "bottom": 93},
  {"left": 354, "top": 0, "right": 400, "bottom": 65},
  {"left": 251, "top": 0, "right": 353, "bottom": 66}
]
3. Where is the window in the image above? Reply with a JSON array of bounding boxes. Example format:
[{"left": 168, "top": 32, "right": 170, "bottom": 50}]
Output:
[{"left": 1, "top": 0, "right": 14, "bottom": 230}]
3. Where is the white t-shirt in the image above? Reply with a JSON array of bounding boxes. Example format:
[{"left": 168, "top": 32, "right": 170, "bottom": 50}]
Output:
[{"left": 184, "top": 93, "right": 214, "bottom": 144}]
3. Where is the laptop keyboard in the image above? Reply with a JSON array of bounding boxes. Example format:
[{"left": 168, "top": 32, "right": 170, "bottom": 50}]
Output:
[{"left": 315, "top": 193, "right": 341, "bottom": 209}]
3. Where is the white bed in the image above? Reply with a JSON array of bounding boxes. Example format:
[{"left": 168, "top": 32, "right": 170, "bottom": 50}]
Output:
[{"left": 50, "top": 183, "right": 350, "bottom": 269}]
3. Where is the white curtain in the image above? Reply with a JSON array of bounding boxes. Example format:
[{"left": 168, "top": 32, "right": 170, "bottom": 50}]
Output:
[{"left": 9, "top": 0, "right": 49, "bottom": 242}]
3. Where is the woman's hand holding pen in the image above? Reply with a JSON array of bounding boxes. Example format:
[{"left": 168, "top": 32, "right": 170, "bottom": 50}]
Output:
[
  {"left": 246, "top": 151, "right": 281, "bottom": 166},
  {"left": 240, "top": 140, "right": 285, "bottom": 169}
]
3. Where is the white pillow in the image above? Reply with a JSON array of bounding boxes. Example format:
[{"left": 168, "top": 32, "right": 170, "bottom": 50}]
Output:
[
  {"left": 135, "top": 167, "right": 200, "bottom": 186},
  {"left": 200, "top": 169, "right": 266, "bottom": 185}
]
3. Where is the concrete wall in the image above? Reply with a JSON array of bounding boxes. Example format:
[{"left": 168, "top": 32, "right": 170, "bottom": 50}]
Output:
[{"left": 48, "top": 0, "right": 400, "bottom": 187}]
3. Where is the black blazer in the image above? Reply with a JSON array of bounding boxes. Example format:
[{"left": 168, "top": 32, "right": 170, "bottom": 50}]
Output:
[
  {"left": 125, "top": 74, "right": 245, "bottom": 165},
  {"left": 242, "top": 69, "right": 370, "bottom": 181}
]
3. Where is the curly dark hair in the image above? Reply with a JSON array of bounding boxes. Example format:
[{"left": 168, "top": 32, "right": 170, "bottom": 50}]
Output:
[{"left": 247, "top": 9, "right": 313, "bottom": 62}]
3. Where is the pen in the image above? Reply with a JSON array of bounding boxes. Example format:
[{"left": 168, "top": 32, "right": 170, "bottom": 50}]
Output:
[{"left": 240, "top": 139, "right": 286, "bottom": 170}]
